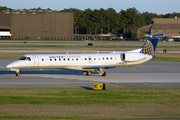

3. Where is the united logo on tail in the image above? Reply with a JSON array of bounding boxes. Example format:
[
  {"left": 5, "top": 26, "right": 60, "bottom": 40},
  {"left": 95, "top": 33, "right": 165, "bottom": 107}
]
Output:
[
  {"left": 141, "top": 34, "right": 170, "bottom": 56},
  {"left": 140, "top": 39, "right": 154, "bottom": 56}
]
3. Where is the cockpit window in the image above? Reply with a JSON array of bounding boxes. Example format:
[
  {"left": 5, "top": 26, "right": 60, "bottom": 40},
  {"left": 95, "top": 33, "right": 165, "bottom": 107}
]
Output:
[
  {"left": 19, "top": 57, "right": 31, "bottom": 61},
  {"left": 26, "top": 57, "right": 31, "bottom": 61},
  {"left": 19, "top": 57, "right": 26, "bottom": 60}
]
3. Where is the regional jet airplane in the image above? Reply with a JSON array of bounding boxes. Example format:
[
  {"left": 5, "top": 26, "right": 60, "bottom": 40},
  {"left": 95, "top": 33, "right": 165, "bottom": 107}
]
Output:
[{"left": 6, "top": 34, "right": 167, "bottom": 77}]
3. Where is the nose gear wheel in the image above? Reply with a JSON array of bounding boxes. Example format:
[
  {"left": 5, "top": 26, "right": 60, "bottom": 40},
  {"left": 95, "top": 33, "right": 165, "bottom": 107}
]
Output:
[{"left": 16, "top": 73, "right": 20, "bottom": 76}]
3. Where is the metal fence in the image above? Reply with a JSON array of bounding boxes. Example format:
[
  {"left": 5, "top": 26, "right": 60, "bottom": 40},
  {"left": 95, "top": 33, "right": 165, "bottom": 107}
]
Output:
[{"left": 0, "top": 36, "right": 141, "bottom": 41}]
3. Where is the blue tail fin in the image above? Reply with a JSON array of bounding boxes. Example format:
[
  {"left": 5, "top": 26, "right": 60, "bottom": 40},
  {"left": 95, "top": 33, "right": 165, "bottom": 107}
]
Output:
[
  {"left": 140, "top": 34, "right": 170, "bottom": 56},
  {"left": 140, "top": 38, "right": 158, "bottom": 56}
]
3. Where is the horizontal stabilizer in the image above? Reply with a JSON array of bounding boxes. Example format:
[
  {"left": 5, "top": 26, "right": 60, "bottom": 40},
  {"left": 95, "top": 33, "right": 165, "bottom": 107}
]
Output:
[{"left": 144, "top": 34, "right": 170, "bottom": 38}]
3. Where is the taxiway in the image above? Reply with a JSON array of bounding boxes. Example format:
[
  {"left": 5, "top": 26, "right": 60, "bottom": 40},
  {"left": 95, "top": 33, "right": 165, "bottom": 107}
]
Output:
[{"left": 0, "top": 59, "right": 180, "bottom": 88}]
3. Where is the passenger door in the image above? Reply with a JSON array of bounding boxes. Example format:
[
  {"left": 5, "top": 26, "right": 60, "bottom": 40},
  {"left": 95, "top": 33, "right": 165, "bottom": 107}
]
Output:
[{"left": 34, "top": 56, "right": 39, "bottom": 66}]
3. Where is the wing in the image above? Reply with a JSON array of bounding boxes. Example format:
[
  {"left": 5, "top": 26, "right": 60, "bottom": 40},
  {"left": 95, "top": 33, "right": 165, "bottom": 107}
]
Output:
[{"left": 82, "top": 65, "right": 136, "bottom": 69}]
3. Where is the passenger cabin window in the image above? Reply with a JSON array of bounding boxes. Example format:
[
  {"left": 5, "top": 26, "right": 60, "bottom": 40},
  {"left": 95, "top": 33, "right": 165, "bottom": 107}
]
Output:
[
  {"left": 63, "top": 58, "right": 66, "bottom": 61},
  {"left": 68, "top": 58, "right": 70, "bottom": 61},
  {"left": 94, "top": 58, "right": 96, "bottom": 60},
  {"left": 102, "top": 57, "right": 104, "bottom": 60},
  {"left": 50, "top": 59, "right": 52, "bottom": 61},
  {"left": 42, "top": 59, "right": 44, "bottom": 61},
  {"left": 85, "top": 58, "right": 87, "bottom": 60},
  {"left": 110, "top": 57, "right": 113, "bottom": 60},
  {"left": 106, "top": 57, "right": 108, "bottom": 60},
  {"left": 72, "top": 58, "right": 74, "bottom": 61},
  {"left": 59, "top": 58, "right": 61, "bottom": 61},
  {"left": 54, "top": 59, "right": 56, "bottom": 61},
  {"left": 76, "top": 58, "right": 78, "bottom": 61},
  {"left": 89, "top": 58, "right": 91, "bottom": 60}
]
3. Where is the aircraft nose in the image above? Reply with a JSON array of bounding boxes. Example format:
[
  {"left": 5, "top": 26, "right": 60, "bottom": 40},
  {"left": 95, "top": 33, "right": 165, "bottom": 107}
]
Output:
[
  {"left": 6, "top": 63, "right": 14, "bottom": 69},
  {"left": 6, "top": 60, "right": 20, "bottom": 69}
]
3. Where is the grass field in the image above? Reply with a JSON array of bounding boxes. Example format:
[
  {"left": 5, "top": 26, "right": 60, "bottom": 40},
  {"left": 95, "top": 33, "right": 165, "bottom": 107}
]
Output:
[
  {"left": 0, "top": 88, "right": 179, "bottom": 119},
  {"left": 152, "top": 53, "right": 180, "bottom": 61}
]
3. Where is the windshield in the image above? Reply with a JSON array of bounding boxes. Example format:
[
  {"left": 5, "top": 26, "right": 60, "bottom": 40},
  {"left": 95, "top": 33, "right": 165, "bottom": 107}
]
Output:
[{"left": 19, "top": 57, "right": 26, "bottom": 60}]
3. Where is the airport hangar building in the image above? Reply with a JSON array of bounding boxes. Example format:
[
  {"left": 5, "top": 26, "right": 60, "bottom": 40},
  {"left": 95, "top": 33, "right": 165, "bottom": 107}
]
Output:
[
  {"left": 0, "top": 11, "right": 74, "bottom": 40},
  {"left": 137, "top": 18, "right": 180, "bottom": 39}
]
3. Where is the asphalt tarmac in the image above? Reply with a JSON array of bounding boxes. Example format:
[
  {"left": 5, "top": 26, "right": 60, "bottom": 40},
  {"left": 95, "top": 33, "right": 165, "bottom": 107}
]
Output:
[
  {"left": 1, "top": 43, "right": 180, "bottom": 46},
  {"left": 0, "top": 40, "right": 180, "bottom": 46},
  {"left": 0, "top": 59, "right": 180, "bottom": 89}
]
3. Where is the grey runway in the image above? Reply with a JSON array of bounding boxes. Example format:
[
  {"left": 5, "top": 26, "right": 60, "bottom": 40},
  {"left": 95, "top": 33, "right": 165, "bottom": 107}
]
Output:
[
  {"left": 0, "top": 59, "right": 180, "bottom": 88},
  {"left": 0, "top": 41, "right": 180, "bottom": 46}
]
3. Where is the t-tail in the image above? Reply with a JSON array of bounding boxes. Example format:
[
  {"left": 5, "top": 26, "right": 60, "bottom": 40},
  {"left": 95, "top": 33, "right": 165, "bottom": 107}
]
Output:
[{"left": 140, "top": 34, "right": 170, "bottom": 56}]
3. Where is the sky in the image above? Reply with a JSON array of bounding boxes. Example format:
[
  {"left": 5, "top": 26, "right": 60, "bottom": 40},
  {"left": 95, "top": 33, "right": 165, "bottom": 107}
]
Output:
[{"left": 0, "top": 0, "right": 180, "bottom": 15}]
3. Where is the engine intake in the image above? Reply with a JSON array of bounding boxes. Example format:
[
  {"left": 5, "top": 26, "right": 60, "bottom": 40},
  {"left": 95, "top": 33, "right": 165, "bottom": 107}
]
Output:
[{"left": 121, "top": 53, "right": 146, "bottom": 62}]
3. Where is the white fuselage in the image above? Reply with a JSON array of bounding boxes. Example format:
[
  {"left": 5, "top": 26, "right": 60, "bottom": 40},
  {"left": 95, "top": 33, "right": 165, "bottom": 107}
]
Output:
[{"left": 6, "top": 52, "right": 152, "bottom": 72}]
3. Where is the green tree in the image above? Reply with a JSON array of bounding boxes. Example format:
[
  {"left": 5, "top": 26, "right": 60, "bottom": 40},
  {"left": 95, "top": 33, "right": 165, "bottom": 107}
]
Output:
[
  {"left": 82, "top": 8, "right": 95, "bottom": 34},
  {"left": 119, "top": 7, "right": 142, "bottom": 38},
  {"left": 68, "top": 8, "right": 84, "bottom": 34},
  {"left": 141, "top": 12, "right": 159, "bottom": 26},
  {"left": 106, "top": 8, "right": 118, "bottom": 34},
  {"left": 0, "top": 6, "right": 13, "bottom": 11}
]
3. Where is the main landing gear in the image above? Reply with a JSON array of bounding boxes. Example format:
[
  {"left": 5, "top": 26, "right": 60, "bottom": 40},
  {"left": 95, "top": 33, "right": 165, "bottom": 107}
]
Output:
[
  {"left": 83, "top": 68, "right": 106, "bottom": 76},
  {"left": 84, "top": 71, "right": 92, "bottom": 76}
]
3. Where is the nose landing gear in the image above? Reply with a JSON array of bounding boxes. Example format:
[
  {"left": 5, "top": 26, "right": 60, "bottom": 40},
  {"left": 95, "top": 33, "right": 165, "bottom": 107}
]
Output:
[
  {"left": 101, "top": 72, "right": 106, "bottom": 76},
  {"left": 16, "top": 72, "right": 20, "bottom": 76},
  {"left": 98, "top": 68, "right": 106, "bottom": 76}
]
